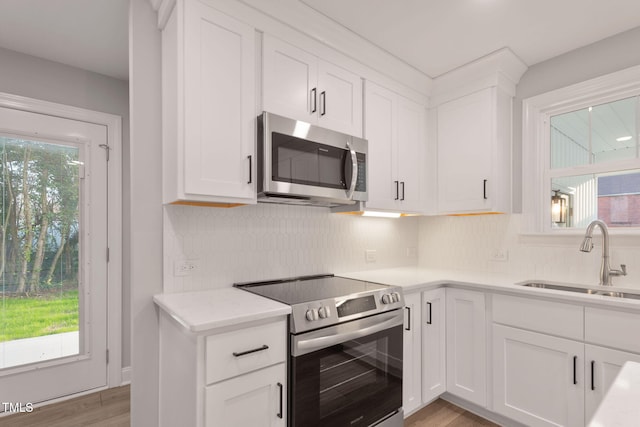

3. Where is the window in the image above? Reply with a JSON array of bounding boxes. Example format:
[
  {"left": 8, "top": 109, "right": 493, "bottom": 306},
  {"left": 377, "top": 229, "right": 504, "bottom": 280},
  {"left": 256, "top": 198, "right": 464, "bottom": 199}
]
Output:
[{"left": 522, "top": 66, "right": 640, "bottom": 233}]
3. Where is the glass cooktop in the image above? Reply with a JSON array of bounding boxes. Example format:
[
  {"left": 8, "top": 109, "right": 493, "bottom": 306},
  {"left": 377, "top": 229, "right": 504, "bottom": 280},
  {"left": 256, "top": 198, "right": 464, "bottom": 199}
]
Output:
[{"left": 234, "top": 274, "right": 389, "bottom": 305}]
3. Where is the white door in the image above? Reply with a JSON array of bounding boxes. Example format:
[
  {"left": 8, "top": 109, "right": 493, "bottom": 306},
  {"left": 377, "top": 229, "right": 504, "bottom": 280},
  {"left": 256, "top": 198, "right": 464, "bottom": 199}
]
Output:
[
  {"left": 493, "top": 324, "right": 584, "bottom": 427},
  {"left": 437, "top": 88, "right": 493, "bottom": 213},
  {"left": 422, "top": 288, "right": 446, "bottom": 403},
  {"left": 364, "top": 81, "right": 398, "bottom": 210},
  {"left": 397, "top": 97, "right": 425, "bottom": 212},
  {"left": 446, "top": 288, "right": 486, "bottom": 407},
  {"left": 263, "top": 35, "right": 318, "bottom": 124},
  {"left": 585, "top": 344, "right": 640, "bottom": 422},
  {"left": 317, "top": 60, "right": 362, "bottom": 137},
  {"left": 402, "top": 292, "right": 421, "bottom": 414},
  {"left": 0, "top": 106, "right": 107, "bottom": 406},
  {"left": 205, "top": 363, "right": 286, "bottom": 427}
]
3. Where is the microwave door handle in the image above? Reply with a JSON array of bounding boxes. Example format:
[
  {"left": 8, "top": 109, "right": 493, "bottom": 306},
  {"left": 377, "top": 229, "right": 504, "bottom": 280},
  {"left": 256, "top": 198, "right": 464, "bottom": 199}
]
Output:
[{"left": 345, "top": 141, "right": 358, "bottom": 198}]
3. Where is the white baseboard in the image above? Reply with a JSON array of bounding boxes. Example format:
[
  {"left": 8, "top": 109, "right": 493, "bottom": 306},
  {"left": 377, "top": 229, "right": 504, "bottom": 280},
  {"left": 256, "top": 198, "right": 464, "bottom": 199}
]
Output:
[{"left": 121, "top": 366, "right": 132, "bottom": 385}]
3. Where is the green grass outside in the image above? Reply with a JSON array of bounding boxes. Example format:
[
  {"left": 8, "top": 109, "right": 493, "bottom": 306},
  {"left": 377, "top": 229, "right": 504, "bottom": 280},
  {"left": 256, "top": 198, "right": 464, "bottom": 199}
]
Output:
[{"left": 0, "top": 290, "right": 79, "bottom": 342}]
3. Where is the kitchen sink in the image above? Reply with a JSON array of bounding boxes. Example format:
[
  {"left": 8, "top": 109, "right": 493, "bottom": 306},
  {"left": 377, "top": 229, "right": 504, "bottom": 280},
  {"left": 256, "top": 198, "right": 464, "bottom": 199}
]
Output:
[{"left": 518, "top": 281, "right": 640, "bottom": 300}]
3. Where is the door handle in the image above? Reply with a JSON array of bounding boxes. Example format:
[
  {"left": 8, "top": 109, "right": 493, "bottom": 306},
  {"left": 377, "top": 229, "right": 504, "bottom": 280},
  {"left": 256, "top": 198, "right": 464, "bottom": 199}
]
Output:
[
  {"left": 483, "top": 179, "right": 488, "bottom": 200},
  {"left": 311, "top": 88, "right": 317, "bottom": 113},
  {"left": 426, "top": 301, "right": 432, "bottom": 325},
  {"left": 573, "top": 356, "right": 577, "bottom": 385},
  {"left": 320, "top": 91, "right": 326, "bottom": 116},
  {"left": 404, "top": 306, "right": 411, "bottom": 331},
  {"left": 591, "top": 360, "right": 595, "bottom": 390},
  {"left": 276, "top": 382, "right": 283, "bottom": 419},
  {"left": 401, "top": 181, "right": 405, "bottom": 201},
  {"left": 394, "top": 181, "right": 399, "bottom": 200},
  {"left": 247, "top": 155, "right": 252, "bottom": 184}
]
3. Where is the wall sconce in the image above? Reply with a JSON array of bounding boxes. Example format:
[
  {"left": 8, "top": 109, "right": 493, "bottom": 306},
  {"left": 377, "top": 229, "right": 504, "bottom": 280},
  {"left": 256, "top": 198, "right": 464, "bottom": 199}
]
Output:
[{"left": 551, "top": 190, "right": 567, "bottom": 224}]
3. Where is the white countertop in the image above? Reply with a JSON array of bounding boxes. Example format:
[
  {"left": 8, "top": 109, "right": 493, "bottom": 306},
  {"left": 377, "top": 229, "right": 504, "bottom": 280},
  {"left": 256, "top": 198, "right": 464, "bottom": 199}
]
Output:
[
  {"left": 589, "top": 361, "right": 640, "bottom": 427},
  {"left": 153, "top": 287, "right": 290, "bottom": 333},
  {"left": 154, "top": 266, "right": 640, "bottom": 333},
  {"left": 338, "top": 267, "right": 640, "bottom": 311}
]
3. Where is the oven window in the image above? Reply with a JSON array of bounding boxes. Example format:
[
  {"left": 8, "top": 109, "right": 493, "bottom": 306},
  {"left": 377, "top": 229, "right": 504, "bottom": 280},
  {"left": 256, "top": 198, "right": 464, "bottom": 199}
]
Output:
[
  {"left": 272, "top": 132, "right": 347, "bottom": 189},
  {"left": 291, "top": 325, "right": 402, "bottom": 427}
]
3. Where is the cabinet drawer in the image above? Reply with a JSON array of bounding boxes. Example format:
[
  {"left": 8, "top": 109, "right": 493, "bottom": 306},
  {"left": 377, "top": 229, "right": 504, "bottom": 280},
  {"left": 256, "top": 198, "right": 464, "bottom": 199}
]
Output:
[
  {"left": 585, "top": 307, "right": 640, "bottom": 353},
  {"left": 493, "top": 294, "right": 583, "bottom": 340},
  {"left": 206, "top": 320, "right": 286, "bottom": 384}
]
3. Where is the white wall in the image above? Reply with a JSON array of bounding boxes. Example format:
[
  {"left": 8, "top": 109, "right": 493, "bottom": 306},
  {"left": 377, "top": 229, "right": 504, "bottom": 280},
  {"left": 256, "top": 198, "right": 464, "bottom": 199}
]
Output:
[
  {"left": 0, "top": 46, "right": 131, "bottom": 369},
  {"left": 164, "top": 204, "right": 419, "bottom": 292}
]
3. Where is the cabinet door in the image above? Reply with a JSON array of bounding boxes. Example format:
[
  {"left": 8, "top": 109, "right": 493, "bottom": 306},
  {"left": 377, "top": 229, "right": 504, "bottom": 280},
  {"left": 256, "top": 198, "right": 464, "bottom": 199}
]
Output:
[
  {"left": 317, "top": 60, "right": 363, "bottom": 137},
  {"left": 403, "top": 292, "right": 422, "bottom": 415},
  {"left": 397, "top": 97, "right": 425, "bottom": 212},
  {"left": 422, "top": 288, "right": 446, "bottom": 404},
  {"left": 437, "top": 88, "right": 494, "bottom": 213},
  {"left": 263, "top": 35, "right": 318, "bottom": 124},
  {"left": 585, "top": 345, "right": 640, "bottom": 423},
  {"left": 446, "top": 288, "right": 486, "bottom": 407},
  {"left": 205, "top": 363, "right": 286, "bottom": 427},
  {"left": 493, "top": 324, "right": 584, "bottom": 427},
  {"left": 364, "top": 81, "right": 398, "bottom": 210},
  {"left": 182, "top": 1, "right": 255, "bottom": 200}
]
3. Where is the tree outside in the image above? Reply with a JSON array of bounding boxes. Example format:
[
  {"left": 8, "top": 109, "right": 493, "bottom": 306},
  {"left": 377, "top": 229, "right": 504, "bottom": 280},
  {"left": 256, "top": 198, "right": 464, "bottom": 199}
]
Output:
[{"left": 1, "top": 136, "right": 80, "bottom": 343}]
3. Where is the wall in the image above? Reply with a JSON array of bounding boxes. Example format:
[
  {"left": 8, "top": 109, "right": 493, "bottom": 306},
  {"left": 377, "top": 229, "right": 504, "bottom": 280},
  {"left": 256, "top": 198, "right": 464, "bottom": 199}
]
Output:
[
  {"left": 129, "top": 0, "right": 163, "bottom": 425},
  {"left": 0, "top": 47, "right": 131, "bottom": 369},
  {"left": 164, "top": 204, "right": 419, "bottom": 292},
  {"left": 513, "top": 26, "right": 640, "bottom": 212},
  {"left": 418, "top": 214, "right": 640, "bottom": 290}
]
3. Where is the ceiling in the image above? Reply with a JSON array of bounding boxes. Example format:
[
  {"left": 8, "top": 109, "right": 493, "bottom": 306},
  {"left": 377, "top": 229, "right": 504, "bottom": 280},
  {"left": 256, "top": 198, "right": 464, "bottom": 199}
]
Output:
[
  {"left": 1, "top": 1, "right": 640, "bottom": 82},
  {"left": 300, "top": 0, "right": 640, "bottom": 78}
]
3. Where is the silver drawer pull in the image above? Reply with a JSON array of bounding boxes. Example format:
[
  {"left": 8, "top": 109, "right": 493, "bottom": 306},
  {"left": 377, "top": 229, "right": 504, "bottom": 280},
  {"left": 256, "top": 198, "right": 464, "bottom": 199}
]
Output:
[{"left": 232, "top": 344, "right": 269, "bottom": 357}]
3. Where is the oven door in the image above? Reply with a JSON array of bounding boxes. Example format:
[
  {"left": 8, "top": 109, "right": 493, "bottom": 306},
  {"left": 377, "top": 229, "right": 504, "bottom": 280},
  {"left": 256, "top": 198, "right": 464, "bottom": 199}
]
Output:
[{"left": 290, "top": 310, "right": 403, "bottom": 427}]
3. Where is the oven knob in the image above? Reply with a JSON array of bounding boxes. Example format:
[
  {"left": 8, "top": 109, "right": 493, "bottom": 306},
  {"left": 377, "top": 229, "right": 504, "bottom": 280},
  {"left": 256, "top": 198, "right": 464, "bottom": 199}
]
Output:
[
  {"left": 318, "top": 306, "right": 331, "bottom": 319},
  {"left": 381, "top": 293, "right": 392, "bottom": 304},
  {"left": 305, "top": 308, "right": 319, "bottom": 321},
  {"left": 391, "top": 292, "right": 400, "bottom": 303}
]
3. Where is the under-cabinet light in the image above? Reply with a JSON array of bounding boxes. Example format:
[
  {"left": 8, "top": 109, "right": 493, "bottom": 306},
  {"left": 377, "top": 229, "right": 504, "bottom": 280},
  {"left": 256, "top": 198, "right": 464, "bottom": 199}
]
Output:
[
  {"left": 362, "top": 211, "right": 402, "bottom": 218},
  {"left": 616, "top": 136, "right": 633, "bottom": 142}
]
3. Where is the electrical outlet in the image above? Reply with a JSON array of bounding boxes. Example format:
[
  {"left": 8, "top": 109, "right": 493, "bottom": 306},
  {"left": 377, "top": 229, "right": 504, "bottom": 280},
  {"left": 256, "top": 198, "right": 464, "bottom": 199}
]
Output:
[
  {"left": 491, "top": 249, "right": 509, "bottom": 262},
  {"left": 365, "top": 250, "right": 377, "bottom": 263},
  {"left": 174, "top": 259, "right": 199, "bottom": 276}
]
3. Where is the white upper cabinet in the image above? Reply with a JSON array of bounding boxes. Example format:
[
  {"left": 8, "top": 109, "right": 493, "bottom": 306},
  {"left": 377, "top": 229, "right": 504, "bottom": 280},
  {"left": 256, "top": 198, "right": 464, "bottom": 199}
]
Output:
[
  {"left": 162, "top": 0, "right": 256, "bottom": 205},
  {"left": 437, "top": 87, "right": 511, "bottom": 214},
  {"left": 263, "top": 35, "right": 363, "bottom": 137},
  {"left": 365, "top": 80, "right": 426, "bottom": 213}
]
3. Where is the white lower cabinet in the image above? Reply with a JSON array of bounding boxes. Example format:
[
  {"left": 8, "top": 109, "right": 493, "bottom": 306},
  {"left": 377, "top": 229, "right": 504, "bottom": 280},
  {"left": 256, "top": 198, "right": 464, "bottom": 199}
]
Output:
[
  {"left": 159, "top": 313, "right": 287, "bottom": 427},
  {"left": 584, "top": 344, "right": 640, "bottom": 422},
  {"left": 402, "top": 292, "right": 422, "bottom": 414},
  {"left": 205, "top": 363, "right": 286, "bottom": 427},
  {"left": 446, "top": 288, "right": 487, "bottom": 407},
  {"left": 421, "top": 288, "right": 446, "bottom": 404},
  {"left": 493, "top": 324, "right": 584, "bottom": 427}
]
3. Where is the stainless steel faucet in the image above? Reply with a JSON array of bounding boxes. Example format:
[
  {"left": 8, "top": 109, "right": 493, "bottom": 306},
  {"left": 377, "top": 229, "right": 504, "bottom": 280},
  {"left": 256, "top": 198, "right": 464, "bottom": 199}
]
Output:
[{"left": 579, "top": 220, "right": 627, "bottom": 286}]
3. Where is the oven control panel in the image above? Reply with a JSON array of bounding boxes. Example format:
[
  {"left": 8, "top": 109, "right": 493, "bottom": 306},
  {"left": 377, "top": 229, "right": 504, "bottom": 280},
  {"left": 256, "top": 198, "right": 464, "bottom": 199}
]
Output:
[{"left": 291, "top": 287, "right": 404, "bottom": 333}]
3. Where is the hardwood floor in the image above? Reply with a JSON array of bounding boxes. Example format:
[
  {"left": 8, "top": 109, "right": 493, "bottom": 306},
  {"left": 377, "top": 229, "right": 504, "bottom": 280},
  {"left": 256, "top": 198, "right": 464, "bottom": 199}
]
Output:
[
  {"left": 0, "top": 385, "right": 130, "bottom": 427},
  {"left": 406, "top": 399, "right": 499, "bottom": 427},
  {"left": 0, "top": 388, "right": 493, "bottom": 427}
]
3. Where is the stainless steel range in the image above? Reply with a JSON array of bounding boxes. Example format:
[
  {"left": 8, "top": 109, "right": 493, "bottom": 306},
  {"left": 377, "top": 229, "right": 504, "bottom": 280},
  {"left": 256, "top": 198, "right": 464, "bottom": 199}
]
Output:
[{"left": 235, "top": 274, "right": 404, "bottom": 427}]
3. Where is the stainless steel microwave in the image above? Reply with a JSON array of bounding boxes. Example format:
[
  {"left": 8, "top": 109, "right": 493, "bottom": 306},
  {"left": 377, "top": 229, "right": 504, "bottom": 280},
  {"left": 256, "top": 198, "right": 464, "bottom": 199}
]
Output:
[{"left": 257, "top": 112, "right": 368, "bottom": 207}]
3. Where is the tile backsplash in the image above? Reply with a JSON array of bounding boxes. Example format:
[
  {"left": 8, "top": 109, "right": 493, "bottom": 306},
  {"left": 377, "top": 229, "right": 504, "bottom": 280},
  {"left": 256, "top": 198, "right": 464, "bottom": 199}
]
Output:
[
  {"left": 418, "top": 214, "right": 640, "bottom": 290},
  {"left": 163, "top": 203, "right": 420, "bottom": 293}
]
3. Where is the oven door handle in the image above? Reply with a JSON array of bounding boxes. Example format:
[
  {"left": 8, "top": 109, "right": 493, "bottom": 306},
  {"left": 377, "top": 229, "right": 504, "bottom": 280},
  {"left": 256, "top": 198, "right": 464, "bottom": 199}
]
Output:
[{"left": 293, "top": 310, "right": 403, "bottom": 357}]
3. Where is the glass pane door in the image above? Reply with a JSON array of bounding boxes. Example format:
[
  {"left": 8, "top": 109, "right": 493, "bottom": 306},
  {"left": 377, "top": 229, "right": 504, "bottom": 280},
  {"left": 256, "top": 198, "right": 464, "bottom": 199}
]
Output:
[{"left": 0, "top": 136, "right": 82, "bottom": 369}]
